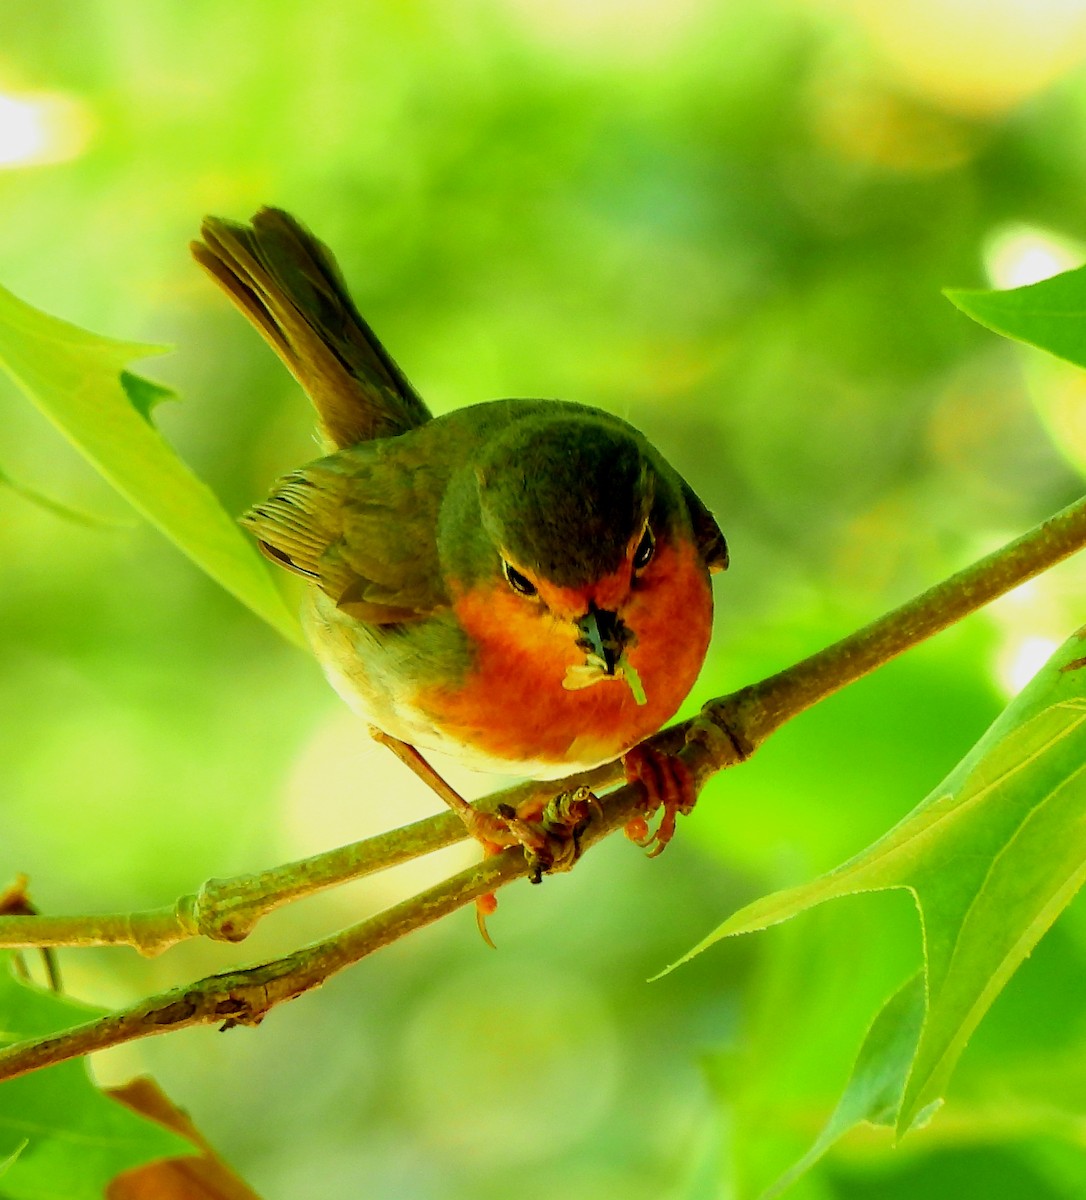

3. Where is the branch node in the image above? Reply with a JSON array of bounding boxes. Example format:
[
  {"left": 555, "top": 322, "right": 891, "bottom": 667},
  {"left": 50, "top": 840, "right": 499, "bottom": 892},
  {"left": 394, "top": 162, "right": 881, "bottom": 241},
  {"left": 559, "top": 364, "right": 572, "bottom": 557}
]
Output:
[
  {"left": 687, "top": 702, "right": 754, "bottom": 781},
  {"left": 216, "top": 993, "right": 263, "bottom": 1030},
  {"left": 189, "top": 878, "right": 262, "bottom": 944}
]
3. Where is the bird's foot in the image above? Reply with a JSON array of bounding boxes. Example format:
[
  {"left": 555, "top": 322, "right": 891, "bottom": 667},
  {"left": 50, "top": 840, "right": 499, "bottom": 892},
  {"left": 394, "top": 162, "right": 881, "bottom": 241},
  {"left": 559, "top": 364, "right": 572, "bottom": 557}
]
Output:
[
  {"left": 470, "top": 786, "right": 597, "bottom": 946},
  {"left": 368, "top": 728, "right": 600, "bottom": 941},
  {"left": 622, "top": 744, "right": 697, "bottom": 857},
  {"left": 496, "top": 785, "right": 599, "bottom": 882}
]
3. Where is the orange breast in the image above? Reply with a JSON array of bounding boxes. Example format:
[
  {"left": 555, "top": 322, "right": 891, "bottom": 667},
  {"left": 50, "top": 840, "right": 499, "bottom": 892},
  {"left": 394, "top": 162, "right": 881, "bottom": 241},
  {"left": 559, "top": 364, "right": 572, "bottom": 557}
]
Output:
[{"left": 414, "top": 538, "right": 713, "bottom": 771}]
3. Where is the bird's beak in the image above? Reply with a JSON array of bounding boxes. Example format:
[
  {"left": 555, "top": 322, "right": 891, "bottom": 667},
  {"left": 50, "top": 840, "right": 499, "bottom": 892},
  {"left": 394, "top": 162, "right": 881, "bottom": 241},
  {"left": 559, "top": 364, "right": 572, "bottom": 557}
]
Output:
[{"left": 574, "top": 603, "right": 632, "bottom": 676}]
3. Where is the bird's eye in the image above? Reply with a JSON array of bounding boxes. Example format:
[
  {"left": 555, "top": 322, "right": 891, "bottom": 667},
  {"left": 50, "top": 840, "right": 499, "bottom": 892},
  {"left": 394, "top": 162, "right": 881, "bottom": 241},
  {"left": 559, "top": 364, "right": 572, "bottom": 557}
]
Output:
[
  {"left": 633, "top": 525, "right": 656, "bottom": 571},
  {"left": 502, "top": 560, "right": 538, "bottom": 596}
]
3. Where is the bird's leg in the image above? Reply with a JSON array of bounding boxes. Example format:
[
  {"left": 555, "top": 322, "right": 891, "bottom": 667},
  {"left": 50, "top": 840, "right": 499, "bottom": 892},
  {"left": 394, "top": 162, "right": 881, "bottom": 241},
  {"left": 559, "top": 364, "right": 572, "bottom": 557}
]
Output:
[
  {"left": 622, "top": 744, "right": 698, "bottom": 857},
  {"left": 369, "top": 724, "right": 552, "bottom": 849},
  {"left": 368, "top": 727, "right": 509, "bottom": 842},
  {"left": 369, "top": 729, "right": 595, "bottom": 940}
]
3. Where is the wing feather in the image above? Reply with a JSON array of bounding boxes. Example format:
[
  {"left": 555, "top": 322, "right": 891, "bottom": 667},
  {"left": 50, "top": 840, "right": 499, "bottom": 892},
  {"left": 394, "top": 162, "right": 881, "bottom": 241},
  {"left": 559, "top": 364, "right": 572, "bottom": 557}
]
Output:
[{"left": 241, "top": 442, "right": 448, "bottom": 624}]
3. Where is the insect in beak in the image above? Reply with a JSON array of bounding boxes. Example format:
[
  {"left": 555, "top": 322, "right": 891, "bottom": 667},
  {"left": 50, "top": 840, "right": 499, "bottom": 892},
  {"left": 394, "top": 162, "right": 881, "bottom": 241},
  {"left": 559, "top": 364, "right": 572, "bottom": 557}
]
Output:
[
  {"left": 574, "top": 602, "right": 629, "bottom": 675},
  {"left": 564, "top": 603, "right": 648, "bottom": 705}
]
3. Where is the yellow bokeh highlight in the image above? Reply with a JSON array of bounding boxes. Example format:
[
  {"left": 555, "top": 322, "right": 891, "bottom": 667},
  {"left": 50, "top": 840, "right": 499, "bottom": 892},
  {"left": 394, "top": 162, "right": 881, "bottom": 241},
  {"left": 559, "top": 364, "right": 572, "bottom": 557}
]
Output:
[
  {"left": 986, "top": 572, "right": 1086, "bottom": 698},
  {"left": 979, "top": 224, "right": 1086, "bottom": 482},
  {"left": 278, "top": 707, "right": 481, "bottom": 914},
  {"left": 1032, "top": 363, "right": 1086, "bottom": 478},
  {"left": 507, "top": 0, "right": 706, "bottom": 62},
  {"left": 994, "top": 633, "right": 1061, "bottom": 695},
  {"left": 824, "top": 0, "right": 1086, "bottom": 115},
  {"left": 810, "top": 73, "right": 976, "bottom": 173},
  {"left": 0, "top": 90, "right": 93, "bottom": 169},
  {"left": 984, "top": 223, "right": 1086, "bottom": 289}
]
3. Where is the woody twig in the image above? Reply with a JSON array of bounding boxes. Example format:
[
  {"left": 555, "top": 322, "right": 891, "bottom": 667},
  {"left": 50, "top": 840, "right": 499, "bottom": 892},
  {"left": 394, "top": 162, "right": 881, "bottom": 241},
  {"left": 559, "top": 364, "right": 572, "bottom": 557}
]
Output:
[{"left": 1, "top": 492, "right": 1084, "bottom": 1082}]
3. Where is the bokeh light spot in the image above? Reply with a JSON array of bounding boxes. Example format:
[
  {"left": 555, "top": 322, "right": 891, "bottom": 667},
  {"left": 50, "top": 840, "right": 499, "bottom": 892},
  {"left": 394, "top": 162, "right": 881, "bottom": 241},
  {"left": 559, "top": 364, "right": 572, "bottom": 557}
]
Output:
[
  {"left": 279, "top": 707, "right": 481, "bottom": 911},
  {"left": 507, "top": 0, "right": 706, "bottom": 62},
  {"left": 994, "top": 634, "right": 1061, "bottom": 696},
  {"left": 810, "top": 73, "right": 976, "bottom": 174},
  {"left": 838, "top": 0, "right": 1086, "bottom": 115},
  {"left": 0, "top": 91, "right": 93, "bottom": 169},
  {"left": 984, "top": 224, "right": 1086, "bottom": 289}
]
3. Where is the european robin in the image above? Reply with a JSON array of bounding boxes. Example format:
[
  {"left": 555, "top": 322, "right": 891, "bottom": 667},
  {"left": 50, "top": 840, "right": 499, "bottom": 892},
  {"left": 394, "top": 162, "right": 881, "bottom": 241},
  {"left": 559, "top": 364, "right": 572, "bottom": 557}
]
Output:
[{"left": 192, "top": 209, "right": 727, "bottom": 916}]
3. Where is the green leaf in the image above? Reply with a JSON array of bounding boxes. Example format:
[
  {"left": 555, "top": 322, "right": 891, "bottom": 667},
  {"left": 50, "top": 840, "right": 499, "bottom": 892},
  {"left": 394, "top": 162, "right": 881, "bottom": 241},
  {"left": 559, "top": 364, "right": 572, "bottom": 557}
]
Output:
[
  {"left": 701, "top": 894, "right": 920, "bottom": 1200},
  {"left": 0, "top": 281, "right": 303, "bottom": 646},
  {"left": 669, "top": 627, "right": 1086, "bottom": 1143},
  {"left": 119, "top": 369, "right": 176, "bottom": 421},
  {"left": 0, "top": 960, "right": 193, "bottom": 1198},
  {"left": 761, "top": 973, "right": 926, "bottom": 1199},
  {"left": 0, "top": 461, "right": 127, "bottom": 529},
  {"left": 946, "top": 265, "right": 1086, "bottom": 370},
  {"left": 0, "top": 1139, "right": 28, "bottom": 1178}
]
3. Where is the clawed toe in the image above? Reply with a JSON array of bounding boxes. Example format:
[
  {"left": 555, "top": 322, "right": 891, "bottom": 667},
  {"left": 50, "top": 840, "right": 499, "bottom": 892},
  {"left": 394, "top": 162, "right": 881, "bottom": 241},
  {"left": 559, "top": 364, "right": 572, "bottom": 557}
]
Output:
[
  {"left": 497, "top": 785, "right": 597, "bottom": 881},
  {"left": 623, "top": 744, "right": 698, "bottom": 857},
  {"left": 471, "top": 785, "right": 598, "bottom": 943}
]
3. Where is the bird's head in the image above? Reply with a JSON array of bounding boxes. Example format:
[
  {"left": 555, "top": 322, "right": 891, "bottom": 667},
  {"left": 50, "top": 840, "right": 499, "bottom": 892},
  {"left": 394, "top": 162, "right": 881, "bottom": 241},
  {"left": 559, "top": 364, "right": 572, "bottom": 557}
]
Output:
[{"left": 439, "top": 412, "right": 724, "bottom": 705}]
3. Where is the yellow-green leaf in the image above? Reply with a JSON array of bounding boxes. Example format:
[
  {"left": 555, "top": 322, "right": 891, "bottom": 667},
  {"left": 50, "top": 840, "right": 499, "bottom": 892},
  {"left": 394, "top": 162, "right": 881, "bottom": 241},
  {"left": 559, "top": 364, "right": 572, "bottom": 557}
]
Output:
[
  {"left": 761, "top": 973, "right": 927, "bottom": 1199},
  {"left": 0, "top": 959, "right": 193, "bottom": 1198},
  {"left": 668, "top": 628, "right": 1086, "bottom": 1142},
  {"left": 946, "top": 266, "right": 1086, "bottom": 370},
  {"left": 0, "top": 459, "right": 126, "bottom": 528},
  {"left": 0, "top": 282, "right": 303, "bottom": 646}
]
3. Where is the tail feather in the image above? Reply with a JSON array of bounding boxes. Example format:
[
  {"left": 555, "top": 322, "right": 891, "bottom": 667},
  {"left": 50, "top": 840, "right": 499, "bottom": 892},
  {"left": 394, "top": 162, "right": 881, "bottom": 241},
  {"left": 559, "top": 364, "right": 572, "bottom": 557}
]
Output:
[{"left": 192, "top": 207, "right": 431, "bottom": 449}]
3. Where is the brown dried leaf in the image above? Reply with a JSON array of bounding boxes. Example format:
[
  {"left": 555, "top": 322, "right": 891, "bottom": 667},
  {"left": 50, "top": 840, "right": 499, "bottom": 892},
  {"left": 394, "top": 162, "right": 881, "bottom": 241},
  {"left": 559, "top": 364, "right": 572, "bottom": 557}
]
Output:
[{"left": 106, "top": 1077, "right": 263, "bottom": 1200}]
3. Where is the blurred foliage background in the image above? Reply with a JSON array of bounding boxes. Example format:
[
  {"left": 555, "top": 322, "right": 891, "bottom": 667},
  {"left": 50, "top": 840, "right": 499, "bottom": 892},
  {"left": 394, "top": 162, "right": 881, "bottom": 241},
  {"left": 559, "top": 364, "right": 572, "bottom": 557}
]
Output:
[{"left": 4, "top": 0, "right": 1086, "bottom": 1196}]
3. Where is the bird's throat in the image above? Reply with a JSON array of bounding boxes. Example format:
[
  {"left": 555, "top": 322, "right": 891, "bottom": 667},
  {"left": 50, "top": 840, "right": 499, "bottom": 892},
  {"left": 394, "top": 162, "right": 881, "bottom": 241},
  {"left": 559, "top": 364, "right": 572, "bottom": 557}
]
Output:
[{"left": 420, "top": 538, "right": 711, "bottom": 769}]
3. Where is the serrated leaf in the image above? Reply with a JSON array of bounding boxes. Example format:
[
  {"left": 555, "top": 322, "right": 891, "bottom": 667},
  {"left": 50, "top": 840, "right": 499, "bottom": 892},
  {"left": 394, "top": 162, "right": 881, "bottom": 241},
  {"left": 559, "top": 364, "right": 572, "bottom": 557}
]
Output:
[
  {"left": 0, "top": 960, "right": 193, "bottom": 1199},
  {"left": 699, "top": 895, "right": 920, "bottom": 1200},
  {"left": 0, "top": 281, "right": 303, "bottom": 646},
  {"left": 760, "top": 973, "right": 926, "bottom": 1199},
  {"left": 946, "top": 266, "right": 1086, "bottom": 369},
  {"left": 668, "top": 628, "right": 1086, "bottom": 1145}
]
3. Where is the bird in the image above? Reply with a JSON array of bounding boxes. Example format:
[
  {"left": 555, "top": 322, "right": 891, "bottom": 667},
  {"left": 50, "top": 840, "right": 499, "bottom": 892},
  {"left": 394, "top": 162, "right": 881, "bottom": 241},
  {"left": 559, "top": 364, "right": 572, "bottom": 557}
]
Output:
[{"left": 191, "top": 208, "right": 727, "bottom": 921}]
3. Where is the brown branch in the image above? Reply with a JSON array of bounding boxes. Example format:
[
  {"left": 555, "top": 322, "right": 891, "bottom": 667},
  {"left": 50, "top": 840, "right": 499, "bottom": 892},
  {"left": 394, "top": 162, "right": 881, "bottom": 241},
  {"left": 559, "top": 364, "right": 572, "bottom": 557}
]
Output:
[
  {"left": 0, "top": 768, "right": 618, "bottom": 955},
  {"left": 1, "top": 492, "right": 1085, "bottom": 1082},
  {"left": 716, "top": 493, "right": 1086, "bottom": 745}
]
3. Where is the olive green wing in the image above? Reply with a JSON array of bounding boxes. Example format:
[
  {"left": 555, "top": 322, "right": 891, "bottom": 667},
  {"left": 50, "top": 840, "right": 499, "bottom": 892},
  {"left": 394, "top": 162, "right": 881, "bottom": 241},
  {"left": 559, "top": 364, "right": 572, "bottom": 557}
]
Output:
[
  {"left": 193, "top": 207, "right": 431, "bottom": 451},
  {"left": 241, "top": 442, "right": 448, "bottom": 624}
]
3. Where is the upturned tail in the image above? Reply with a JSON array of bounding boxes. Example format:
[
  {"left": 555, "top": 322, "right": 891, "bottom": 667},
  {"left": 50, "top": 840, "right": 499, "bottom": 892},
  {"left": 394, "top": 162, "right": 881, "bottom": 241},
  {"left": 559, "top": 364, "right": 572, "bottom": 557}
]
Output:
[{"left": 192, "top": 207, "right": 431, "bottom": 449}]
